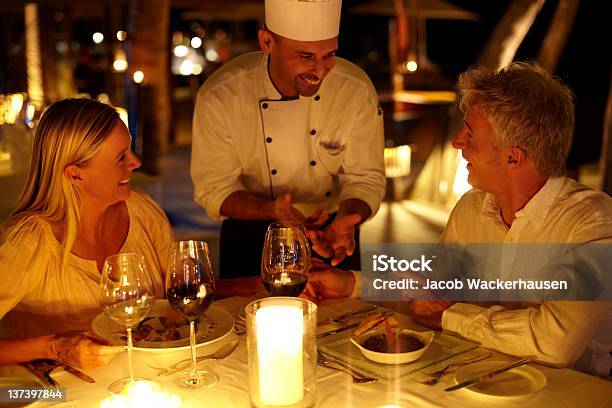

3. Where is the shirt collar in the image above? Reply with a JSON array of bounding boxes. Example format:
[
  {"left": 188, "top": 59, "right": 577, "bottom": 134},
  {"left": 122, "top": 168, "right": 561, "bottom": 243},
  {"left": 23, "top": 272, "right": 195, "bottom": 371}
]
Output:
[
  {"left": 480, "top": 177, "right": 565, "bottom": 229},
  {"left": 259, "top": 53, "right": 282, "bottom": 100},
  {"left": 514, "top": 177, "right": 564, "bottom": 228}
]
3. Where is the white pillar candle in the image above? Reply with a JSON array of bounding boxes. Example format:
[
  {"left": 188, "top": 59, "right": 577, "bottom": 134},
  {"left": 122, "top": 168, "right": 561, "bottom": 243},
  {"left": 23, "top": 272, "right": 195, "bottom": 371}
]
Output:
[{"left": 256, "top": 305, "right": 304, "bottom": 405}]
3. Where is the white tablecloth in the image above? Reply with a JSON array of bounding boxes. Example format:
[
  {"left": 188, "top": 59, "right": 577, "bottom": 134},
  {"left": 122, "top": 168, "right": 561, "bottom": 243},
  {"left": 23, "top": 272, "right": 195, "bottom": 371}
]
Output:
[{"left": 2, "top": 296, "right": 611, "bottom": 408}]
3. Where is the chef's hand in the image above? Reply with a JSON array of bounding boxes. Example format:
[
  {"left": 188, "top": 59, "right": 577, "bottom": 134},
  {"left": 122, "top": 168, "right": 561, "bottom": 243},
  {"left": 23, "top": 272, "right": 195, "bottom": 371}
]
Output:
[
  {"left": 408, "top": 300, "right": 455, "bottom": 330},
  {"left": 272, "top": 193, "right": 328, "bottom": 226},
  {"left": 301, "top": 258, "right": 355, "bottom": 303},
  {"left": 308, "top": 214, "right": 361, "bottom": 266},
  {"left": 49, "top": 331, "right": 123, "bottom": 369},
  {"left": 272, "top": 193, "right": 306, "bottom": 222}
]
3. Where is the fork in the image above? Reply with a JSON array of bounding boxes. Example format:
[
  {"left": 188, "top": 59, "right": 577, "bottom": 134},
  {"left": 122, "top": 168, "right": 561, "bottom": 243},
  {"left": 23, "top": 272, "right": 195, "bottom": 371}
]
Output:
[
  {"left": 419, "top": 352, "right": 492, "bottom": 385},
  {"left": 316, "top": 351, "right": 377, "bottom": 384}
]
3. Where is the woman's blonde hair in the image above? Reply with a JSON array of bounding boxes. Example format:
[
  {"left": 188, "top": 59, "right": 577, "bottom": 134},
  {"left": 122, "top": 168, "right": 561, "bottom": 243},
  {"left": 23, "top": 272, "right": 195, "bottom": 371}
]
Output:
[
  {"left": 4, "top": 98, "right": 120, "bottom": 267},
  {"left": 458, "top": 61, "right": 574, "bottom": 177}
]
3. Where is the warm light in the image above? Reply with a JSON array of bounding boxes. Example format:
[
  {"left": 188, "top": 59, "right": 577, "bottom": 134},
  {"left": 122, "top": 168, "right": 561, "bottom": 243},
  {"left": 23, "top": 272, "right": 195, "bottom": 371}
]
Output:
[
  {"left": 406, "top": 60, "right": 418, "bottom": 72},
  {"left": 179, "top": 60, "right": 193, "bottom": 76},
  {"left": 113, "top": 59, "right": 127, "bottom": 72},
  {"left": 133, "top": 71, "right": 144, "bottom": 84},
  {"left": 116, "top": 107, "right": 129, "bottom": 127},
  {"left": 92, "top": 32, "right": 104, "bottom": 44},
  {"left": 192, "top": 63, "right": 203, "bottom": 75},
  {"left": 0, "top": 150, "right": 12, "bottom": 174},
  {"left": 190, "top": 37, "right": 202, "bottom": 48},
  {"left": 0, "top": 94, "right": 24, "bottom": 125},
  {"left": 97, "top": 93, "right": 110, "bottom": 104},
  {"left": 99, "top": 380, "right": 181, "bottom": 408},
  {"left": 26, "top": 103, "right": 36, "bottom": 127},
  {"left": 205, "top": 49, "right": 219, "bottom": 62},
  {"left": 256, "top": 305, "right": 303, "bottom": 405},
  {"left": 453, "top": 156, "right": 471, "bottom": 195},
  {"left": 116, "top": 31, "right": 127, "bottom": 41},
  {"left": 384, "top": 145, "right": 411, "bottom": 178},
  {"left": 173, "top": 45, "right": 188, "bottom": 57}
]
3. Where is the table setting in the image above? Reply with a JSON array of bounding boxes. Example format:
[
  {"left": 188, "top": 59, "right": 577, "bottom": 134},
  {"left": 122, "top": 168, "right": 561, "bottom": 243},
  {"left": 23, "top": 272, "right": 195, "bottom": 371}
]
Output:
[
  {"left": 0, "top": 229, "right": 611, "bottom": 407},
  {"left": 2, "top": 295, "right": 611, "bottom": 407}
]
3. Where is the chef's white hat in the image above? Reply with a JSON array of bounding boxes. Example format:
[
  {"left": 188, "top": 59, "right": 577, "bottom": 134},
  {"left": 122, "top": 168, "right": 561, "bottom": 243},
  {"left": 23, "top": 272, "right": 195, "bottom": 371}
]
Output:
[{"left": 265, "top": 0, "right": 342, "bottom": 41}]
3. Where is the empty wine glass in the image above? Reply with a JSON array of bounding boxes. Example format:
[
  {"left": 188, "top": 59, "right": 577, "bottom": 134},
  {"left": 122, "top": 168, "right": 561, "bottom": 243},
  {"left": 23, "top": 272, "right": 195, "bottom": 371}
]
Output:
[
  {"left": 261, "top": 221, "right": 311, "bottom": 296},
  {"left": 100, "top": 253, "right": 156, "bottom": 394},
  {"left": 166, "top": 240, "right": 217, "bottom": 388}
]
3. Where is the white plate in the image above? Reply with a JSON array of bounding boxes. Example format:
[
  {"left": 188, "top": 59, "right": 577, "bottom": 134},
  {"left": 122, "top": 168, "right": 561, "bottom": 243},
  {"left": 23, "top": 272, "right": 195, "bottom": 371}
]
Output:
[
  {"left": 92, "top": 299, "right": 234, "bottom": 352},
  {"left": 0, "top": 377, "right": 44, "bottom": 407},
  {"left": 453, "top": 360, "right": 547, "bottom": 398}
]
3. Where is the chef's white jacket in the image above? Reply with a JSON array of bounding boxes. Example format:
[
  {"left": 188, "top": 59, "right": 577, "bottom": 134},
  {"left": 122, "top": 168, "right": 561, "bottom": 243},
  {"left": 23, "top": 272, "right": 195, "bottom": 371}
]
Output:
[{"left": 191, "top": 52, "right": 385, "bottom": 219}]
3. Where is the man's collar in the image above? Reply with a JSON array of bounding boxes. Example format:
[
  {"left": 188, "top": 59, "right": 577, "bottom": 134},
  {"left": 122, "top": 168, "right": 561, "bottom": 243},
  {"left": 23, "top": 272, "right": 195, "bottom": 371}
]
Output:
[
  {"left": 514, "top": 177, "right": 564, "bottom": 228},
  {"left": 260, "top": 53, "right": 282, "bottom": 100},
  {"left": 481, "top": 178, "right": 565, "bottom": 229}
]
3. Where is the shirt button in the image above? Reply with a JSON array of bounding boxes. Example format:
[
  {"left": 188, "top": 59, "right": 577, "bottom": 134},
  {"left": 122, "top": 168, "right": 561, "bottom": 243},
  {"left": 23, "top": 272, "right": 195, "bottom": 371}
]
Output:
[
  {"left": 310, "top": 160, "right": 316, "bottom": 166},
  {"left": 310, "top": 129, "right": 316, "bottom": 135},
  {"left": 314, "top": 95, "right": 320, "bottom": 101},
  {"left": 262, "top": 102, "right": 268, "bottom": 109},
  {"left": 271, "top": 169, "right": 277, "bottom": 175},
  {"left": 325, "top": 191, "right": 331, "bottom": 197},
  {"left": 266, "top": 137, "right": 272, "bottom": 143}
]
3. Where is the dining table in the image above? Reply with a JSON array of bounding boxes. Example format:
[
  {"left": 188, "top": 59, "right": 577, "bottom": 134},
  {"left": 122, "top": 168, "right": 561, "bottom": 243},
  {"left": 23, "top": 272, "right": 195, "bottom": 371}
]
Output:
[{"left": 1, "top": 295, "right": 610, "bottom": 408}]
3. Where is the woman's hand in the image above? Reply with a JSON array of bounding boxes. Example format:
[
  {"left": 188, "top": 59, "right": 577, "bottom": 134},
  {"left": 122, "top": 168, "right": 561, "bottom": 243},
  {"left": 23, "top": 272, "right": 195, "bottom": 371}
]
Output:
[{"left": 49, "top": 331, "right": 123, "bottom": 369}]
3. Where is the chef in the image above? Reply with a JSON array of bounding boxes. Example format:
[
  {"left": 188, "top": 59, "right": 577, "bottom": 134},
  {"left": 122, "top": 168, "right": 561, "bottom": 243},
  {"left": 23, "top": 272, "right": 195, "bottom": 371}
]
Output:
[{"left": 191, "top": 0, "right": 386, "bottom": 278}]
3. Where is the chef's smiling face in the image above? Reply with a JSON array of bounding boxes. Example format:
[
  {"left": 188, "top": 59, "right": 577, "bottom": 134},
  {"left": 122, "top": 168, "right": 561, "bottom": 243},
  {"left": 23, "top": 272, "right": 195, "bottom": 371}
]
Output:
[{"left": 259, "top": 28, "right": 337, "bottom": 98}]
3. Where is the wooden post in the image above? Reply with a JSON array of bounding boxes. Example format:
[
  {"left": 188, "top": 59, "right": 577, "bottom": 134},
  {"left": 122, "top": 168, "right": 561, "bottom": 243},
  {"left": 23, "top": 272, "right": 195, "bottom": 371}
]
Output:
[
  {"left": 599, "top": 70, "right": 612, "bottom": 194},
  {"left": 477, "top": 0, "right": 545, "bottom": 70},
  {"left": 127, "top": 0, "right": 170, "bottom": 175},
  {"left": 24, "top": 3, "right": 44, "bottom": 108},
  {"left": 537, "top": 0, "right": 580, "bottom": 73}
]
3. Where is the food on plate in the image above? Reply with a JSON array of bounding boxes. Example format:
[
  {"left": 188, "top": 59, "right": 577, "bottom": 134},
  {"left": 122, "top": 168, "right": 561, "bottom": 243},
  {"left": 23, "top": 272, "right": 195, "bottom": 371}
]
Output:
[
  {"left": 361, "top": 333, "right": 425, "bottom": 353},
  {"left": 115, "top": 307, "right": 193, "bottom": 342},
  {"left": 354, "top": 312, "right": 398, "bottom": 337},
  {"left": 354, "top": 312, "right": 425, "bottom": 354}
]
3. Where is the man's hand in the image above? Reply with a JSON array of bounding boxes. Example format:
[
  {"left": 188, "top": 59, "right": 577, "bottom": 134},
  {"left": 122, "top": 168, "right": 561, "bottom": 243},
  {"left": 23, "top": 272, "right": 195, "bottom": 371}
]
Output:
[
  {"left": 301, "top": 258, "right": 356, "bottom": 303},
  {"left": 308, "top": 214, "right": 361, "bottom": 266},
  {"left": 408, "top": 300, "right": 455, "bottom": 330},
  {"left": 272, "top": 193, "right": 306, "bottom": 221},
  {"left": 49, "top": 331, "right": 123, "bottom": 369}
]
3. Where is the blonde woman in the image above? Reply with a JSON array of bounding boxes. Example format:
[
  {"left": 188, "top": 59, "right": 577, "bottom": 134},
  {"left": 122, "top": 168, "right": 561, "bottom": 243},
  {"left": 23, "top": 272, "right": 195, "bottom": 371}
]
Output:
[{"left": 0, "top": 98, "right": 170, "bottom": 368}]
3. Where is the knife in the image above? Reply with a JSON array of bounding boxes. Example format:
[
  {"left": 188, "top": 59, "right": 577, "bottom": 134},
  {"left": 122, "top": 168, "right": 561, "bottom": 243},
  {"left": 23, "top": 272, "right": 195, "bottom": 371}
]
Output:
[
  {"left": 62, "top": 364, "right": 96, "bottom": 384},
  {"left": 317, "top": 305, "right": 378, "bottom": 326},
  {"left": 444, "top": 358, "right": 530, "bottom": 392},
  {"left": 317, "top": 321, "right": 360, "bottom": 338},
  {"left": 22, "top": 360, "right": 59, "bottom": 387}
]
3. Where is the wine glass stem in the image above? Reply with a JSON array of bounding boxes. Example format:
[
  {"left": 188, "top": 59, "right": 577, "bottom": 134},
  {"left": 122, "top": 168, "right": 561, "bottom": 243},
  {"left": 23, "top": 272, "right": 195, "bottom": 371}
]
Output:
[
  {"left": 190, "top": 320, "right": 197, "bottom": 378},
  {"left": 127, "top": 327, "right": 135, "bottom": 382}
]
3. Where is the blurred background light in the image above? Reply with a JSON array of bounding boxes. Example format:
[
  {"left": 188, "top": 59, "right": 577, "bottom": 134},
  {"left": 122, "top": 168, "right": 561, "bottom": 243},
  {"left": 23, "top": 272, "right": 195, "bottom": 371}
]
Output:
[{"left": 92, "top": 32, "right": 104, "bottom": 44}]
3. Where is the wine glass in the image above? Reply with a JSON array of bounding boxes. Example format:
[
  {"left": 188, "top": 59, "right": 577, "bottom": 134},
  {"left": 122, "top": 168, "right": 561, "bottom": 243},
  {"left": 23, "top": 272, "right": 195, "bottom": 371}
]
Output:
[
  {"left": 261, "top": 221, "right": 311, "bottom": 296},
  {"left": 100, "top": 253, "right": 156, "bottom": 394},
  {"left": 166, "top": 240, "right": 217, "bottom": 388}
]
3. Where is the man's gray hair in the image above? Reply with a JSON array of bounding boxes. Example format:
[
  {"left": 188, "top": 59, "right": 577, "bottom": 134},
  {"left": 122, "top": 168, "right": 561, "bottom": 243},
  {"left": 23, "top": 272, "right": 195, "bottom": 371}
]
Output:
[{"left": 458, "top": 61, "right": 574, "bottom": 177}]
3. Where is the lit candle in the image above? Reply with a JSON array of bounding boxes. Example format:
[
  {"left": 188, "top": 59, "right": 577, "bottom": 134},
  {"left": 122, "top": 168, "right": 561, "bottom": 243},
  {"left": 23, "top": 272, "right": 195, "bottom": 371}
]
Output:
[
  {"left": 256, "top": 305, "right": 304, "bottom": 405},
  {"left": 99, "top": 380, "right": 181, "bottom": 408}
]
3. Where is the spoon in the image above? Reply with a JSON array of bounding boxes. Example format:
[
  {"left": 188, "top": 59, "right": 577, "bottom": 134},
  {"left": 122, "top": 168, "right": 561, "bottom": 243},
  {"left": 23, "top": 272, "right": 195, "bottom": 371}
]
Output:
[{"left": 152, "top": 339, "right": 240, "bottom": 376}]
